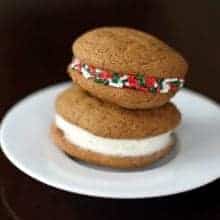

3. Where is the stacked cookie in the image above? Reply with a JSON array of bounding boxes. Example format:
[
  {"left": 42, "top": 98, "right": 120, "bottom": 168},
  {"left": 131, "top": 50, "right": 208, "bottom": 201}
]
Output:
[{"left": 51, "top": 27, "right": 188, "bottom": 169}]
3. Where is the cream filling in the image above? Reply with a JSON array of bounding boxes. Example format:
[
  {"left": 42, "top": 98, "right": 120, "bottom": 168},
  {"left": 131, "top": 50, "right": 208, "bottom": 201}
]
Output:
[{"left": 55, "top": 114, "right": 174, "bottom": 157}]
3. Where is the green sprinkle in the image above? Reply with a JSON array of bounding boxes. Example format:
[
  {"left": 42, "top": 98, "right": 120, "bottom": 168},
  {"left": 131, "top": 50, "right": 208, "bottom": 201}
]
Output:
[
  {"left": 171, "top": 81, "right": 180, "bottom": 86},
  {"left": 94, "top": 78, "right": 105, "bottom": 84},
  {"left": 112, "top": 73, "right": 120, "bottom": 83},
  {"left": 136, "top": 73, "right": 144, "bottom": 79},
  {"left": 136, "top": 73, "right": 145, "bottom": 86},
  {"left": 158, "top": 78, "right": 164, "bottom": 89},
  {"left": 149, "top": 87, "right": 157, "bottom": 93},
  {"left": 103, "top": 80, "right": 109, "bottom": 85}
]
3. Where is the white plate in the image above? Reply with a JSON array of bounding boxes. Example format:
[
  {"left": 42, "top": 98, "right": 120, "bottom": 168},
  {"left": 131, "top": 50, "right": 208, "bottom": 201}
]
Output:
[{"left": 1, "top": 82, "right": 220, "bottom": 199}]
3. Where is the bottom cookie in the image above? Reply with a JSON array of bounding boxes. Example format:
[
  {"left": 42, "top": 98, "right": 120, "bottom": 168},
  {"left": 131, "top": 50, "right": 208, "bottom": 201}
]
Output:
[{"left": 50, "top": 124, "right": 174, "bottom": 169}]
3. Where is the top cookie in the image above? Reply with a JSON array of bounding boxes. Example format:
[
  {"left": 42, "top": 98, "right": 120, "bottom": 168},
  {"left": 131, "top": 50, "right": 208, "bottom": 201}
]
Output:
[{"left": 73, "top": 27, "right": 188, "bottom": 78}]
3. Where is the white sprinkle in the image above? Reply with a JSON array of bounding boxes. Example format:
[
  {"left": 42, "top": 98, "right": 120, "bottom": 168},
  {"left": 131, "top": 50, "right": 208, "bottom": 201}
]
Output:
[
  {"left": 109, "top": 80, "right": 123, "bottom": 88},
  {"left": 95, "top": 68, "right": 102, "bottom": 73},
  {"left": 120, "top": 75, "right": 128, "bottom": 81},
  {"left": 81, "top": 67, "right": 92, "bottom": 79}
]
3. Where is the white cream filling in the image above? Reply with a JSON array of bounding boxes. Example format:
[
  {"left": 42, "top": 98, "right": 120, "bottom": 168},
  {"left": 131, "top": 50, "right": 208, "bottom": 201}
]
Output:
[{"left": 55, "top": 114, "right": 173, "bottom": 157}]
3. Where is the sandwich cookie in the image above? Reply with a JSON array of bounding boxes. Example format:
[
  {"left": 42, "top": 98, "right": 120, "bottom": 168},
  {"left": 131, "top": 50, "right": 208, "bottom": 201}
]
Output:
[
  {"left": 68, "top": 27, "right": 188, "bottom": 109},
  {"left": 51, "top": 86, "right": 181, "bottom": 169}
]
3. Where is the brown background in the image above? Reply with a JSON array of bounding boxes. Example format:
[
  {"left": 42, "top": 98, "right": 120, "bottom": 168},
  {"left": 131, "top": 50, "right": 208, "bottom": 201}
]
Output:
[{"left": 1, "top": 0, "right": 220, "bottom": 219}]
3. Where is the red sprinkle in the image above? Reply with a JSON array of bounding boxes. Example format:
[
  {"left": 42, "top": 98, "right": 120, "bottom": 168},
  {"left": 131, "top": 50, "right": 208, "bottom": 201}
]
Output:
[
  {"left": 170, "top": 84, "right": 177, "bottom": 92},
  {"left": 146, "top": 76, "right": 157, "bottom": 88},
  {"left": 99, "top": 71, "right": 112, "bottom": 80},
  {"left": 127, "top": 75, "right": 138, "bottom": 88},
  {"left": 89, "top": 65, "right": 96, "bottom": 74}
]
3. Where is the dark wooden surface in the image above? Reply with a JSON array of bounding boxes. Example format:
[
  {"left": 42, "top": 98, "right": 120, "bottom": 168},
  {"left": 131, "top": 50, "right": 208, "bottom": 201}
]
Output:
[{"left": 1, "top": 1, "right": 220, "bottom": 219}]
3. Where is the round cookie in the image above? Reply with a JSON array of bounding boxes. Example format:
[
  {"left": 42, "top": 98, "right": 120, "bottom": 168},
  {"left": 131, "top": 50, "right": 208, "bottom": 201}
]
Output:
[
  {"left": 55, "top": 86, "right": 181, "bottom": 139},
  {"left": 51, "top": 86, "right": 181, "bottom": 169},
  {"left": 68, "top": 27, "right": 188, "bottom": 109}
]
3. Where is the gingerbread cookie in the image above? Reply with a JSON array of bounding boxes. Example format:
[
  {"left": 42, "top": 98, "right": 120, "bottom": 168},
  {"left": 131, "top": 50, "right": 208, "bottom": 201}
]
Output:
[
  {"left": 68, "top": 27, "right": 188, "bottom": 109},
  {"left": 51, "top": 86, "right": 181, "bottom": 169}
]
